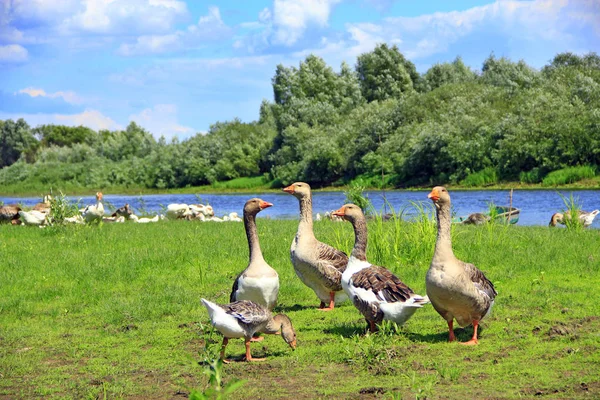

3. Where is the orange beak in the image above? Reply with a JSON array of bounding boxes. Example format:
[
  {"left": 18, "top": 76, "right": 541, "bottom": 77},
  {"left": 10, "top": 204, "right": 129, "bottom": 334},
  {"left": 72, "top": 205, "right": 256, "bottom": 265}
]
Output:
[
  {"left": 427, "top": 189, "right": 439, "bottom": 202},
  {"left": 282, "top": 184, "right": 295, "bottom": 194},
  {"left": 331, "top": 206, "right": 345, "bottom": 217},
  {"left": 290, "top": 339, "right": 297, "bottom": 350},
  {"left": 259, "top": 201, "right": 273, "bottom": 209}
]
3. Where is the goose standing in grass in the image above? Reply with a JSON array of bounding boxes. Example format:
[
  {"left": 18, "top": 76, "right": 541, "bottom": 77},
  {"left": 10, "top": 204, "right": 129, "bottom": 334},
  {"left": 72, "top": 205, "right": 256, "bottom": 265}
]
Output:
[
  {"left": 230, "top": 199, "right": 279, "bottom": 311},
  {"left": 82, "top": 192, "right": 105, "bottom": 223},
  {"left": 0, "top": 205, "right": 21, "bottom": 225},
  {"left": 549, "top": 209, "right": 599, "bottom": 228},
  {"left": 201, "top": 299, "right": 296, "bottom": 362},
  {"left": 332, "top": 204, "right": 429, "bottom": 332},
  {"left": 427, "top": 186, "right": 497, "bottom": 345},
  {"left": 283, "top": 182, "right": 348, "bottom": 311}
]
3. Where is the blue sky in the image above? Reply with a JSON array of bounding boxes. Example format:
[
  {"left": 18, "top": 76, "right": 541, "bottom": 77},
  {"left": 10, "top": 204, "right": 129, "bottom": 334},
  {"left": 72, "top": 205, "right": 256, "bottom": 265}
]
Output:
[{"left": 1, "top": 0, "right": 599, "bottom": 139}]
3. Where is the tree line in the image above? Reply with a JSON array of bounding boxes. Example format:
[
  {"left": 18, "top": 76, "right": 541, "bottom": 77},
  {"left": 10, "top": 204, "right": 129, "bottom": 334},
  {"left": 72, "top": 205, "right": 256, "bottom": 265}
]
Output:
[{"left": 1, "top": 45, "right": 599, "bottom": 191}]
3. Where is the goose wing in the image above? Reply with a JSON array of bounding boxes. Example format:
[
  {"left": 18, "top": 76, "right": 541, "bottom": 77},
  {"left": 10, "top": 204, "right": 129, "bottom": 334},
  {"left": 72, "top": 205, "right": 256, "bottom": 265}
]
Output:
[
  {"left": 224, "top": 300, "right": 270, "bottom": 326},
  {"left": 351, "top": 265, "right": 414, "bottom": 303},
  {"left": 462, "top": 262, "right": 497, "bottom": 301}
]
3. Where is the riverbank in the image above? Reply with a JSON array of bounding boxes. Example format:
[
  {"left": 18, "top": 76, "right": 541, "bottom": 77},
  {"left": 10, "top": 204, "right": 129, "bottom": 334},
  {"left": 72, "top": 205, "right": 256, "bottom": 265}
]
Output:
[
  {"left": 1, "top": 175, "right": 599, "bottom": 197},
  {"left": 1, "top": 220, "right": 598, "bottom": 398}
]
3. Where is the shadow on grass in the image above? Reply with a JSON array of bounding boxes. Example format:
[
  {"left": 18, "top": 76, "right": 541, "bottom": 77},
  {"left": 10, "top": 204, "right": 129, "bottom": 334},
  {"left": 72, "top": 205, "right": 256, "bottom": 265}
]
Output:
[
  {"left": 273, "top": 303, "right": 316, "bottom": 313},
  {"left": 404, "top": 326, "right": 483, "bottom": 344}
]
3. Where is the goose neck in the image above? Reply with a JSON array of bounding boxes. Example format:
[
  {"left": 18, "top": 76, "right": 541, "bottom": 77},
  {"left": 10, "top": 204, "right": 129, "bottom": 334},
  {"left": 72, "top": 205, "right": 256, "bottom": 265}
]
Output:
[
  {"left": 244, "top": 212, "right": 264, "bottom": 263},
  {"left": 434, "top": 202, "right": 454, "bottom": 262},
  {"left": 297, "top": 194, "right": 314, "bottom": 234},
  {"left": 350, "top": 215, "right": 368, "bottom": 261}
]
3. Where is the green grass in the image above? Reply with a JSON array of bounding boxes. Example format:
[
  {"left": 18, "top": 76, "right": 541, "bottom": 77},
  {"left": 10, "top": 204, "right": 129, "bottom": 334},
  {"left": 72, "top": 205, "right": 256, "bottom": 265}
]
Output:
[
  {"left": 542, "top": 166, "right": 596, "bottom": 187},
  {"left": 1, "top": 215, "right": 600, "bottom": 399}
]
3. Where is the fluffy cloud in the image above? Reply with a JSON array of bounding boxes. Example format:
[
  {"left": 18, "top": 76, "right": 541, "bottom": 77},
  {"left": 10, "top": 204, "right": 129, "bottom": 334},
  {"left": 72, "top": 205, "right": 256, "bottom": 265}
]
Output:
[
  {"left": 18, "top": 87, "right": 83, "bottom": 105},
  {"left": 129, "top": 104, "right": 194, "bottom": 139},
  {"left": 271, "top": 0, "right": 340, "bottom": 45},
  {"left": 118, "top": 6, "right": 231, "bottom": 56},
  {"left": 0, "top": 109, "right": 121, "bottom": 131},
  {"left": 294, "top": 0, "right": 599, "bottom": 65},
  {"left": 0, "top": 44, "right": 28, "bottom": 62}
]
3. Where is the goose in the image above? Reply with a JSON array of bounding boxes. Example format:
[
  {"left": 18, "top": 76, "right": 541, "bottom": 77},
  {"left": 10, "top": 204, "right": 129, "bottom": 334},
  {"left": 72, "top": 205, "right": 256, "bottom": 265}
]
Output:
[
  {"left": 102, "top": 216, "right": 125, "bottom": 223},
  {"left": 0, "top": 205, "right": 22, "bottom": 225},
  {"left": 549, "top": 209, "right": 599, "bottom": 228},
  {"left": 230, "top": 199, "right": 279, "bottom": 312},
  {"left": 32, "top": 194, "right": 52, "bottom": 213},
  {"left": 166, "top": 204, "right": 190, "bottom": 220},
  {"left": 427, "top": 186, "right": 497, "bottom": 345},
  {"left": 228, "top": 212, "right": 243, "bottom": 222},
  {"left": 19, "top": 210, "right": 48, "bottom": 226},
  {"left": 332, "top": 204, "right": 429, "bottom": 332},
  {"left": 112, "top": 203, "right": 133, "bottom": 219},
  {"left": 283, "top": 182, "right": 348, "bottom": 311},
  {"left": 201, "top": 299, "right": 296, "bottom": 362},
  {"left": 82, "top": 192, "right": 105, "bottom": 223},
  {"left": 130, "top": 214, "right": 160, "bottom": 223},
  {"left": 65, "top": 215, "right": 85, "bottom": 224}
]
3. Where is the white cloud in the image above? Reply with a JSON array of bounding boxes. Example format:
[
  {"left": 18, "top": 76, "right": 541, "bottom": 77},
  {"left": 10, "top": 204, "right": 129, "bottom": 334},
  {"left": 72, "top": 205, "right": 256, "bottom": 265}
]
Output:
[
  {"left": 118, "top": 6, "right": 231, "bottom": 56},
  {"left": 293, "top": 0, "right": 598, "bottom": 65},
  {"left": 129, "top": 104, "right": 194, "bottom": 139},
  {"left": 0, "top": 44, "right": 28, "bottom": 62},
  {"left": 63, "top": 0, "right": 188, "bottom": 34},
  {"left": 55, "top": 109, "right": 121, "bottom": 131},
  {"left": 0, "top": 109, "right": 121, "bottom": 131},
  {"left": 18, "top": 87, "right": 83, "bottom": 105}
]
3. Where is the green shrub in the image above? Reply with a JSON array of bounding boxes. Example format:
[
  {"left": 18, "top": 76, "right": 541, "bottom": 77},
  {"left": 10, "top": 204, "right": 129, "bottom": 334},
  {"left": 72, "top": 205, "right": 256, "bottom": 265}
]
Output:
[
  {"left": 460, "top": 167, "right": 498, "bottom": 187},
  {"left": 542, "top": 166, "right": 596, "bottom": 186},
  {"left": 520, "top": 168, "right": 544, "bottom": 184}
]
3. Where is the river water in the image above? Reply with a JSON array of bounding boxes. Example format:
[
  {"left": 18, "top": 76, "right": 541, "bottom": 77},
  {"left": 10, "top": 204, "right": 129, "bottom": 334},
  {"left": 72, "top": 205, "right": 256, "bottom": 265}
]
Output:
[{"left": 2, "top": 189, "right": 599, "bottom": 227}]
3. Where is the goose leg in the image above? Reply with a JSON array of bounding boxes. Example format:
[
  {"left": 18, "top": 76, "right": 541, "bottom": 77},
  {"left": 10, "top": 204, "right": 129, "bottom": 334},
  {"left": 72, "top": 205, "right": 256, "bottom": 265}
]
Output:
[
  {"left": 447, "top": 320, "right": 456, "bottom": 342},
  {"left": 243, "top": 338, "right": 265, "bottom": 362},
  {"left": 461, "top": 320, "right": 479, "bottom": 346},
  {"left": 368, "top": 320, "right": 377, "bottom": 333},
  {"left": 317, "top": 292, "right": 335, "bottom": 311},
  {"left": 250, "top": 334, "right": 264, "bottom": 342},
  {"left": 220, "top": 337, "right": 230, "bottom": 363}
]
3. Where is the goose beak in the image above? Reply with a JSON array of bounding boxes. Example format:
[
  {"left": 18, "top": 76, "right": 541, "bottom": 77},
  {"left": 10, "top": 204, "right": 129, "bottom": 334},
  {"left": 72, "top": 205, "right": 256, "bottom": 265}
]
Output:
[
  {"left": 282, "top": 185, "right": 294, "bottom": 194},
  {"left": 427, "top": 189, "right": 439, "bottom": 202},
  {"left": 289, "top": 339, "right": 297, "bottom": 350},
  {"left": 259, "top": 201, "right": 273, "bottom": 209},
  {"left": 331, "top": 207, "right": 345, "bottom": 217}
]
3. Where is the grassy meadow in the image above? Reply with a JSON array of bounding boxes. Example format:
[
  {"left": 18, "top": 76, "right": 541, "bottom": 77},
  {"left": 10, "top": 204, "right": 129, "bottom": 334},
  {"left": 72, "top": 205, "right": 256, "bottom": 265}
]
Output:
[{"left": 1, "top": 215, "right": 599, "bottom": 399}]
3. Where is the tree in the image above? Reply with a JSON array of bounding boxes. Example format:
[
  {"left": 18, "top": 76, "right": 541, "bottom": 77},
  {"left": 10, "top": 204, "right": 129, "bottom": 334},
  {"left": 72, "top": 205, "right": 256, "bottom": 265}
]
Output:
[
  {"left": 481, "top": 54, "right": 540, "bottom": 90},
  {"left": 423, "top": 57, "right": 477, "bottom": 91},
  {"left": 356, "top": 44, "right": 417, "bottom": 102},
  {"left": 0, "top": 119, "right": 38, "bottom": 167}
]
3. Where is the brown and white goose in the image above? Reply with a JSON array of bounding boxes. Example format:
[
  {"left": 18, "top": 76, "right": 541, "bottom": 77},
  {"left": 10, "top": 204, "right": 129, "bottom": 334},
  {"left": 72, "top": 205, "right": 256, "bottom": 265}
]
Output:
[
  {"left": 201, "top": 298, "right": 296, "bottom": 362},
  {"left": 32, "top": 194, "right": 52, "bottom": 213},
  {"left": 230, "top": 198, "right": 279, "bottom": 310},
  {"left": 283, "top": 182, "right": 348, "bottom": 311},
  {"left": 332, "top": 204, "right": 429, "bottom": 332},
  {"left": 0, "top": 205, "right": 22, "bottom": 225},
  {"left": 549, "top": 209, "right": 599, "bottom": 228},
  {"left": 427, "top": 186, "right": 497, "bottom": 345}
]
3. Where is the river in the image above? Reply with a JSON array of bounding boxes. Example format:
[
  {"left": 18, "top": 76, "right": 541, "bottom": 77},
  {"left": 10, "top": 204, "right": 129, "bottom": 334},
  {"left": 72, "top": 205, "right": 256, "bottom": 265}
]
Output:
[{"left": 2, "top": 189, "right": 599, "bottom": 227}]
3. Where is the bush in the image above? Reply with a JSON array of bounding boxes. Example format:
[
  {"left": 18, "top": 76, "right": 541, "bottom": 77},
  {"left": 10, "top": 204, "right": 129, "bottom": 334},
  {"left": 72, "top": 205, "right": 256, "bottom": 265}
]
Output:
[
  {"left": 520, "top": 168, "right": 544, "bottom": 184},
  {"left": 460, "top": 167, "right": 498, "bottom": 187},
  {"left": 542, "top": 166, "right": 596, "bottom": 186}
]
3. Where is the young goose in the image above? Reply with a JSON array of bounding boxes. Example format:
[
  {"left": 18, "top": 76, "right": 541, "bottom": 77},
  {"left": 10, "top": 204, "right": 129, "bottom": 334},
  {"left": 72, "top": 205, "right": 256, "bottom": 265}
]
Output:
[
  {"left": 332, "top": 204, "right": 429, "bottom": 332},
  {"left": 201, "top": 299, "right": 296, "bottom": 362},
  {"left": 283, "top": 182, "right": 348, "bottom": 311},
  {"left": 230, "top": 199, "right": 279, "bottom": 310},
  {"left": 549, "top": 209, "right": 599, "bottom": 228},
  {"left": 112, "top": 203, "right": 133, "bottom": 219},
  {"left": 427, "top": 186, "right": 497, "bottom": 345}
]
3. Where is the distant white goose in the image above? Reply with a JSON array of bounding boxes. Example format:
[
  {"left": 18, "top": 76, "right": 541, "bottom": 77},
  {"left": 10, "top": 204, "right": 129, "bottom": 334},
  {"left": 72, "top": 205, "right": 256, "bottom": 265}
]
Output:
[
  {"left": 130, "top": 214, "right": 161, "bottom": 223},
  {"left": 65, "top": 215, "right": 85, "bottom": 224},
  {"left": 166, "top": 204, "right": 190, "bottom": 220},
  {"left": 19, "top": 210, "right": 48, "bottom": 226},
  {"left": 82, "top": 192, "right": 105, "bottom": 223}
]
